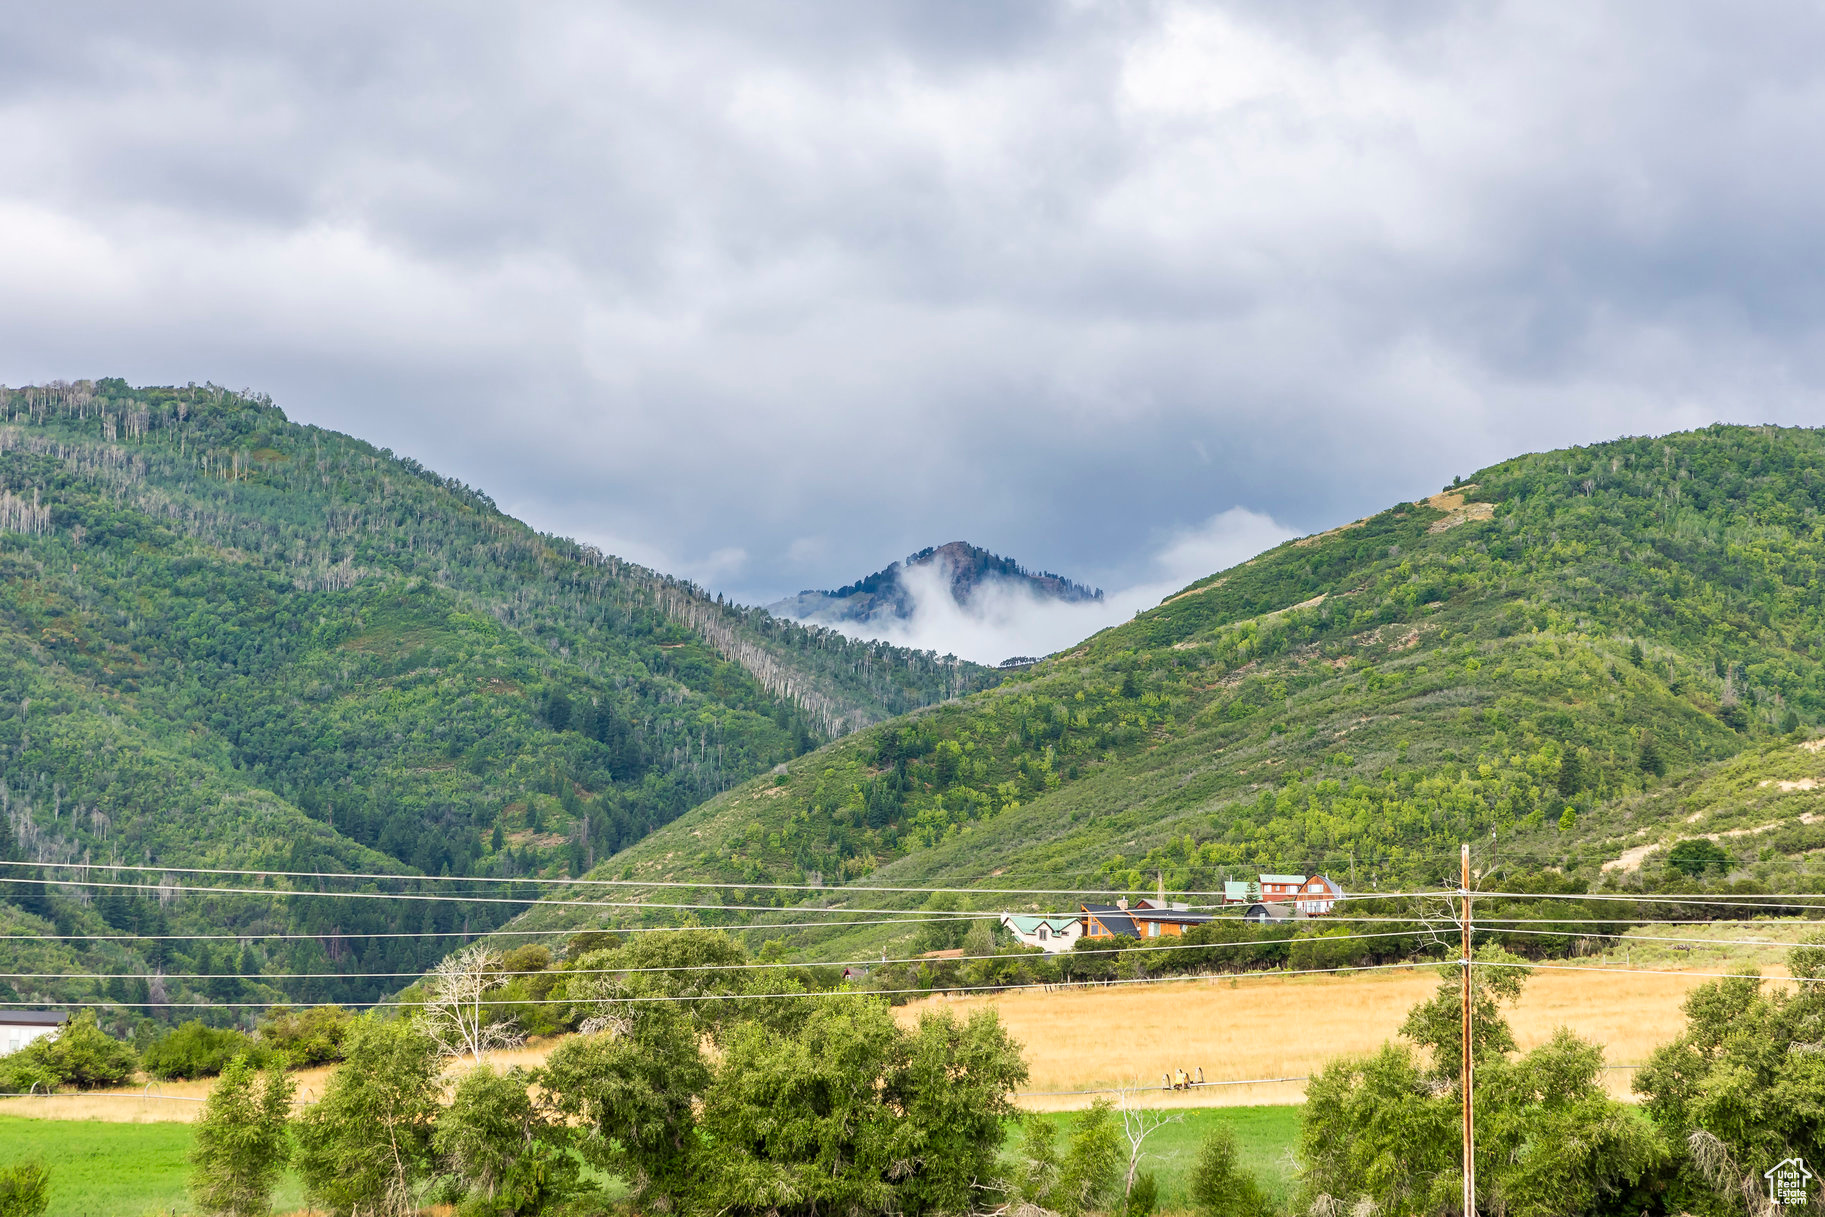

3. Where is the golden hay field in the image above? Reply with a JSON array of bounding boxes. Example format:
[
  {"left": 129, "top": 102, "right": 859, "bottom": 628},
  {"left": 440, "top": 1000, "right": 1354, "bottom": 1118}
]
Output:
[
  {"left": 0, "top": 1041, "right": 569, "bottom": 1124},
  {"left": 899, "top": 921, "right": 1817, "bottom": 1110},
  {"left": 898, "top": 963, "right": 1760, "bottom": 1110},
  {"left": 2, "top": 922, "right": 1810, "bottom": 1121}
]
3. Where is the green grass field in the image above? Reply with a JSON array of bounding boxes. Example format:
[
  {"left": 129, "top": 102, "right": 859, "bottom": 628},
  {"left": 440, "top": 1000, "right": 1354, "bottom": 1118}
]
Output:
[
  {"left": 1, "top": 1106, "right": 1302, "bottom": 1215},
  {"left": 1023, "top": 1104, "right": 1302, "bottom": 1211},
  {"left": 0, "top": 1117, "right": 307, "bottom": 1217}
]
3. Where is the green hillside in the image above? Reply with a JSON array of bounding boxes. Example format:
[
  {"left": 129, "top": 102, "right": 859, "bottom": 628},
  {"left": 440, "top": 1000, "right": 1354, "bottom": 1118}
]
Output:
[
  {"left": 0, "top": 379, "right": 994, "bottom": 1010},
  {"left": 518, "top": 424, "right": 1825, "bottom": 959}
]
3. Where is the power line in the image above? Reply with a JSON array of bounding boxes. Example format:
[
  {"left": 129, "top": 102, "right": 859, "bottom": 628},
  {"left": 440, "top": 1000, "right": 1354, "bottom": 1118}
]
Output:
[
  {"left": 0, "top": 927, "right": 1443, "bottom": 981},
  {"left": 0, "top": 859, "right": 1452, "bottom": 902},
  {"left": 0, "top": 914, "right": 976, "bottom": 943},
  {"left": 1492, "top": 927, "right": 1812, "bottom": 949},
  {"left": 0, "top": 875, "right": 1081, "bottom": 917},
  {"left": 1481, "top": 890, "right": 1825, "bottom": 912},
  {"left": 4, "top": 911, "right": 1817, "bottom": 946},
  {"left": 1476, "top": 958, "right": 1825, "bottom": 984},
  {"left": 0, "top": 958, "right": 1440, "bottom": 1010}
]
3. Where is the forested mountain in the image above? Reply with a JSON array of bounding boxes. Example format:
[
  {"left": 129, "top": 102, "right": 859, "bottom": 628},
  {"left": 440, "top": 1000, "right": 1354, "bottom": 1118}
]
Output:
[
  {"left": 0, "top": 379, "right": 994, "bottom": 1010},
  {"left": 517, "top": 425, "right": 1825, "bottom": 959},
  {"left": 768, "top": 540, "right": 1102, "bottom": 629}
]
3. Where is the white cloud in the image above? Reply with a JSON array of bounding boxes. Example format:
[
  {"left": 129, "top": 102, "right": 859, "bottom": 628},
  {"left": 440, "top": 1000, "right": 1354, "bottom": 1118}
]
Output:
[{"left": 800, "top": 507, "right": 1297, "bottom": 666}]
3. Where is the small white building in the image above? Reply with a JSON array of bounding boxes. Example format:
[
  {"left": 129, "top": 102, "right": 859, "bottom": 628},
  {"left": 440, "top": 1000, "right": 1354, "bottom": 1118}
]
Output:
[
  {"left": 999, "top": 914, "right": 1083, "bottom": 954},
  {"left": 0, "top": 1010, "right": 64, "bottom": 1057}
]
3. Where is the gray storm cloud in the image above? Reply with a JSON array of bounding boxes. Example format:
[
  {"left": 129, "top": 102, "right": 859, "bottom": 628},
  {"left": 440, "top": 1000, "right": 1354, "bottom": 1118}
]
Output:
[{"left": 3, "top": 3, "right": 1825, "bottom": 604}]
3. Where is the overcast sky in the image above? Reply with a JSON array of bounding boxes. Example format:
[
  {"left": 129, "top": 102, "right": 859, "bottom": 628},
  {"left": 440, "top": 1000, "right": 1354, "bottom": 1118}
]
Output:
[{"left": 4, "top": 2, "right": 1824, "bottom": 619}]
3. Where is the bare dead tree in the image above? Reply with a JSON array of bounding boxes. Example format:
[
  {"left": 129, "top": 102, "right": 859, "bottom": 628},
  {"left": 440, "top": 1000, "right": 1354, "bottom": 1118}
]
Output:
[
  {"left": 420, "top": 943, "right": 523, "bottom": 1063},
  {"left": 1114, "top": 1082, "right": 1183, "bottom": 1199}
]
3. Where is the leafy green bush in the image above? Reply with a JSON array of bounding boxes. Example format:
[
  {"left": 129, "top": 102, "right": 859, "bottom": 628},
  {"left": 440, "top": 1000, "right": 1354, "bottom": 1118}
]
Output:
[
  {"left": 1010, "top": 1102, "right": 1123, "bottom": 1217},
  {"left": 0, "top": 1012, "right": 137, "bottom": 1092},
  {"left": 434, "top": 1066, "right": 580, "bottom": 1216},
  {"left": 0, "top": 1161, "right": 50, "bottom": 1217},
  {"left": 188, "top": 1056, "right": 293, "bottom": 1217},
  {"left": 1188, "top": 1126, "right": 1268, "bottom": 1217},
  {"left": 1123, "top": 1170, "right": 1159, "bottom": 1216},
  {"left": 1302, "top": 959, "right": 1665, "bottom": 1216},
  {"left": 256, "top": 1006, "right": 352, "bottom": 1068},
  {"left": 1666, "top": 837, "right": 1730, "bottom": 877},
  {"left": 145, "top": 1021, "right": 268, "bottom": 1080},
  {"left": 293, "top": 1016, "right": 442, "bottom": 1216}
]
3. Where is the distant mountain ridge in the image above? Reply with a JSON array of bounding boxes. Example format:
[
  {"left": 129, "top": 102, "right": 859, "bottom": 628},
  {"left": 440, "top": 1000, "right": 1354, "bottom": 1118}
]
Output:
[
  {"left": 0, "top": 378, "right": 997, "bottom": 1012},
  {"left": 515, "top": 423, "right": 1825, "bottom": 964},
  {"left": 769, "top": 540, "right": 1102, "bottom": 627}
]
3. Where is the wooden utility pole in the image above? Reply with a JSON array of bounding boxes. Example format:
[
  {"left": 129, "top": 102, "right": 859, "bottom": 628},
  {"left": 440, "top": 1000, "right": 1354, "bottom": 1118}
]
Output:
[{"left": 1461, "top": 842, "right": 1475, "bottom": 1217}]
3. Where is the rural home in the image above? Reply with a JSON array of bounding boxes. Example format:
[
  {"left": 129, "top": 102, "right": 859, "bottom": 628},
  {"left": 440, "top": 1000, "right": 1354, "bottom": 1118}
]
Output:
[
  {"left": 999, "top": 914, "right": 1083, "bottom": 954},
  {"left": 0, "top": 1010, "right": 63, "bottom": 1056},
  {"left": 1080, "top": 898, "right": 1214, "bottom": 940},
  {"left": 1222, "top": 873, "right": 1343, "bottom": 915}
]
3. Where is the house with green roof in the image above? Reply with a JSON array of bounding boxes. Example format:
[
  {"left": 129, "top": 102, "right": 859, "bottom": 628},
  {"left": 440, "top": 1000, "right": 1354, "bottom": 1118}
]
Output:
[{"left": 998, "top": 914, "right": 1083, "bottom": 953}]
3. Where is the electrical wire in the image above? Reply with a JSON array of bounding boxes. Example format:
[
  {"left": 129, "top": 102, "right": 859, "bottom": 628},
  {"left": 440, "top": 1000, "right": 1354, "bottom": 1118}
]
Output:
[
  {"left": 0, "top": 859, "right": 1454, "bottom": 903},
  {"left": 1476, "top": 958, "right": 1824, "bottom": 984},
  {"left": 0, "top": 874, "right": 1087, "bottom": 917},
  {"left": 0, "top": 915, "right": 1013, "bottom": 943},
  {"left": 0, "top": 958, "right": 1440, "bottom": 1010},
  {"left": 0, "top": 927, "right": 1445, "bottom": 981},
  {"left": 1490, "top": 927, "right": 1811, "bottom": 949},
  {"left": 1479, "top": 890, "right": 1825, "bottom": 912}
]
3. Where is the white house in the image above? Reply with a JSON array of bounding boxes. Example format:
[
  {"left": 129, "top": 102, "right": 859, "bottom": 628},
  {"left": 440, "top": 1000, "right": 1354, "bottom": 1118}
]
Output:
[
  {"left": 0, "top": 1010, "right": 64, "bottom": 1057},
  {"left": 999, "top": 914, "right": 1083, "bottom": 954}
]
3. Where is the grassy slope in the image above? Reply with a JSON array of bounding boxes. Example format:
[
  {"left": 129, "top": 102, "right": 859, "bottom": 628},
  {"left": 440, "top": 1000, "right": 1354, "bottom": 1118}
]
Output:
[
  {"left": 518, "top": 425, "right": 1825, "bottom": 961},
  {"left": 1569, "top": 734, "right": 1825, "bottom": 882},
  {"left": 0, "top": 379, "right": 989, "bottom": 1008}
]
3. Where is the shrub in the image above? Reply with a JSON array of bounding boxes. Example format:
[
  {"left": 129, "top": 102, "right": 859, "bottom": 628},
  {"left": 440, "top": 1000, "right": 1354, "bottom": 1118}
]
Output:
[
  {"left": 146, "top": 1021, "right": 267, "bottom": 1080},
  {"left": 498, "top": 945, "right": 551, "bottom": 975},
  {"left": 1188, "top": 1126, "right": 1268, "bottom": 1217},
  {"left": 293, "top": 1015, "right": 442, "bottom": 1217},
  {"left": 0, "top": 1012, "right": 137, "bottom": 1092},
  {"left": 256, "top": 1005, "right": 352, "bottom": 1068},
  {"left": 434, "top": 1066, "right": 580, "bottom": 1216},
  {"left": 1011, "top": 1101, "right": 1123, "bottom": 1217},
  {"left": 189, "top": 1056, "right": 293, "bottom": 1217},
  {"left": 1666, "top": 837, "right": 1730, "bottom": 878},
  {"left": 1124, "top": 1170, "right": 1159, "bottom": 1216},
  {"left": 0, "top": 1161, "right": 50, "bottom": 1217}
]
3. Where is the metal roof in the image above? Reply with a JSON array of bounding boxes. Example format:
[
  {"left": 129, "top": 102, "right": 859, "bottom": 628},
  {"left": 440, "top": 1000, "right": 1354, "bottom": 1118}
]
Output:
[
  {"left": 0, "top": 1010, "right": 65, "bottom": 1026},
  {"left": 1081, "top": 903, "right": 1139, "bottom": 937},
  {"left": 1258, "top": 873, "right": 1308, "bottom": 885},
  {"left": 1003, "top": 916, "right": 1079, "bottom": 934},
  {"left": 1132, "top": 907, "right": 1214, "bottom": 925}
]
